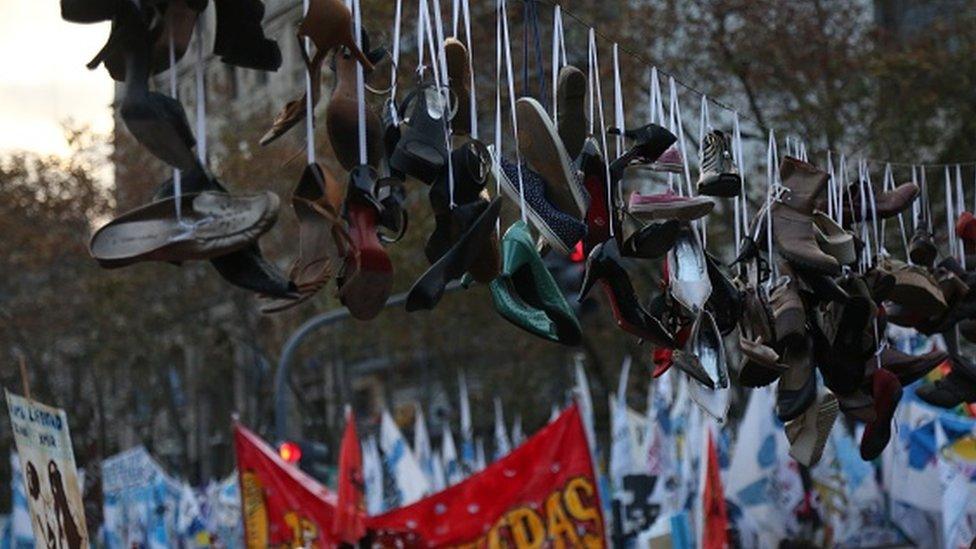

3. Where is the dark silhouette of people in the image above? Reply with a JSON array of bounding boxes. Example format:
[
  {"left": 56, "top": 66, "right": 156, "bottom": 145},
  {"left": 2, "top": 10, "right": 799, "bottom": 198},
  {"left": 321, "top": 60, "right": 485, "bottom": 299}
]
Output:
[{"left": 49, "top": 460, "right": 84, "bottom": 549}]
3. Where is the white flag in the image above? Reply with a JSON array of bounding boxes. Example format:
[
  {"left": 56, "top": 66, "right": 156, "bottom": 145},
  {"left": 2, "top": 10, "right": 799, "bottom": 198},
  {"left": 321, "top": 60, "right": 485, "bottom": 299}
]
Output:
[
  {"left": 511, "top": 415, "right": 525, "bottom": 446},
  {"left": 459, "top": 370, "right": 476, "bottom": 472},
  {"left": 493, "top": 397, "right": 511, "bottom": 459},
  {"left": 413, "top": 404, "right": 436, "bottom": 486},
  {"left": 574, "top": 355, "right": 596, "bottom": 453},
  {"left": 610, "top": 357, "right": 638, "bottom": 490},
  {"left": 362, "top": 436, "right": 385, "bottom": 515},
  {"left": 380, "top": 410, "right": 430, "bottom": 506},
  {"left": 441, "top": 426, "right": 464, "bottom": 486},
  {"left": 475, "top": 438, "right": 486, "bottom": 471}
]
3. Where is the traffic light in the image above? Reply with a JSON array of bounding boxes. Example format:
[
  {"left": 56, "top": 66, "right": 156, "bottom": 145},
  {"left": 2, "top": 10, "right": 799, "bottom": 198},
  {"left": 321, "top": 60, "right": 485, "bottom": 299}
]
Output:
[{"left": 278, "top": 440, "right": 330, "bottom": 484}]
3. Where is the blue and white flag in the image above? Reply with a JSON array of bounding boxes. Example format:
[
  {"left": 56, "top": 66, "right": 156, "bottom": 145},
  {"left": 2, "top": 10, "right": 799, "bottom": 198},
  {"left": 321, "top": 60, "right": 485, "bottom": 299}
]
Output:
[
  {"left": 441, "top": 427, "right": 464, "bottom": 486},
  {"left": 493, "top": 397, "right": 511, "bottom": 459},
  {"left": 937, "top": 421, "right": 976, "bottom": 549},
  {"left": 362, "top": 436, "right": 385, "bottom": 515},
  {"left": 380, "top": 410, "right": 430, "bottom": 507},
  {"left": 474, "top": 438, "right": 486, "bottom": 471},
  {"left": 610, "top": 357, "right": 639, "bottom": 491},
  {"left": 413, "top": 404, "right": 437, "bottom": 488},
  {"left": 458, "top": 370, "right": 476, "bottom": 473},
  {"left": 101, "top": 446, "right": 182, "bottom": 549},
  {"left": 574, "top": 355, "right": 596, "bottom": 453},
  {"left": 511, "top": 415, "right": 525, "bottom": 447}
]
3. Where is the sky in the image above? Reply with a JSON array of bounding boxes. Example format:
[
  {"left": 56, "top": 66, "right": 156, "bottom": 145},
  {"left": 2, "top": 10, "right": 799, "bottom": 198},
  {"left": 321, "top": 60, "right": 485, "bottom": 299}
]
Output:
[{"left": 0, "top": 0, "right": 113, "bottom": 156}]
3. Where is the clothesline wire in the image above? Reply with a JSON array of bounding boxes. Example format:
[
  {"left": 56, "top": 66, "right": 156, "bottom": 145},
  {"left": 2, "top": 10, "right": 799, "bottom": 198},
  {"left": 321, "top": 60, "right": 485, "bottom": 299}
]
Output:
[{"left": 532, "top": 0, "right": 976, "bottom": 170}]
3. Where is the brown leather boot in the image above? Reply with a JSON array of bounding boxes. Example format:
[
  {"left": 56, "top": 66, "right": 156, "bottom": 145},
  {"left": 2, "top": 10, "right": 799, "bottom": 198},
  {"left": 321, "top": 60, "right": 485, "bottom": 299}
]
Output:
[
  {"left": 770, "top": 261, "right": 806, "bottom": 344},
  {"left": 773, "top": 157, "right": 840, "bottom": 274}
]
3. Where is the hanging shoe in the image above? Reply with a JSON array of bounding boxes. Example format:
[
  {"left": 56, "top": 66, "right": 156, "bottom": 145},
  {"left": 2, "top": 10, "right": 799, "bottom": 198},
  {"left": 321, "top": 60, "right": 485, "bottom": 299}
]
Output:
[
  {"left": 88, "top": 0, "right": 202, "bottom": 81},
  {"left": 260, "top": 36, "right": 325, "bottom": 146},
  {"left": 667, "top": 223, "right": 712, "bottom": 314},
  {"left": 705, "top": 253, "right": 742, "bottom": 336},
  {"left": 579, "top": 138, "right": 611, "bottom": 254},
  {"left": 578, "top": 239, "right": 675, "bottom": 348},
  {"left": 90, "top": 188, "right": 279, "bottom": 266},
  {"left": 917, "top": 363, "right": 976, "bottom": 409},
  {"left": 836, "top": 390, "right": 876, "bottom": 423},
  {"left": 445, "top": 37, "right": 472, "bottom": 136},
  {"left": 337, "top": 166, "right": 393, "bottom": 320},
  {"left": 876, "top": 347, "right": 948, "bottom": 386},
  {"left": 326, "top": 39, "right": 387, "bottom": 171},
  {"left": 489, "top": 221, "right": 581, "bottom": 345},
  {"left": 770, "top": 262, "right": 806, "bottom": 345},
  {"left": 650, "top": 145, "right": 683, "bottom": 174},
  {"left": 407, "top": 198, "right": 502, "bottom": 311},
  {"left": 839, "top": 180, "right": 920, "bottom": 223},
  {"left": 556, "top": 65, "right": 588, "bottom": 159},
  {"left": 620, "top": 215, "right": 680, "bottom": 260},
  {"left": 812, "top": 212, "right": 856, "bottom": 266},
  {"left": 885, "top": 258, "right": 947, "bottom": 321},
  {"left": 389, "top": 82, "right": 451, "bottom": 184},
  {"left": 786, "top": 383, "right": 838, "bottom": 467},
  {"left": 497, "top": 159, "right": 586, "bottom": 255},
  {"left": 293, "top": 0, "right": 372, "bottom": 70},
  {"left": 260, "top": 163, "right": 352, "bottom": 314},
  {"left": 61, "top": 0, "right": 121, "bottom": 23},
  {"left": 516, "top": 97, "right": 588, "bottom": 219},
  {"left": 118, "top": 37, "right": 201, "bottom": 172},
  {"left": 859, "top": 369, "right": 903, "bottom": 460},
  {"left": 776, "top": 336, "right": 817, "bottom": 422},
  {"left": 152, "top": 168, "right": 296, "bottom": 298},
  {"left": 792, "top": 265, "right": 850, "bottom": 305},
  {"left": 678, "top": 310, "right": 729, "bottom": 390},
  {"left": 607, "top": 124, "right": 677, "bottom": 182},
  {"left": 628, "top": 190, "right": 714, "bottom": 222},
  {"left": 213, "top": 0, "right": 282, "bottom": 71},
  {"left": 696, "top": 130, "right": 741, "bottom": 197},
  {"left": 909, "top": 219, "right": 938, "bottom": 268},
  {"left": 772, "top": 157, "right": 839, "bottom": 275}
]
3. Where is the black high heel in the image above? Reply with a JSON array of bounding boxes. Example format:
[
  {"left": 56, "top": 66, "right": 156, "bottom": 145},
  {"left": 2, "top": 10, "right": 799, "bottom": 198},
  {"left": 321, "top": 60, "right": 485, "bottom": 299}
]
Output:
[
  {"left": 607, "top": 124, "right": 677, "bottom": 182},
  {"left": 579, "top": 239, "right": 675, "bottom": 347}
]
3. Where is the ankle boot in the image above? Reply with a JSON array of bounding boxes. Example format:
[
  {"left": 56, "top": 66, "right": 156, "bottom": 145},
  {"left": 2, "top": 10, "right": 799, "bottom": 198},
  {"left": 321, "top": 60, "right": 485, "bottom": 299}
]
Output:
[{"left": 773, "top": 157, "right": 840, "bottom": 274}]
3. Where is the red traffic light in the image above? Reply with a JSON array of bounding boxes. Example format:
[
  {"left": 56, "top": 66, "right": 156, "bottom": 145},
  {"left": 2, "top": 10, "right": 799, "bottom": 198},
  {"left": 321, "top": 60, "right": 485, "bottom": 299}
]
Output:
[{"left": 278, "top": 441, "right": 302, "bottom": 464}]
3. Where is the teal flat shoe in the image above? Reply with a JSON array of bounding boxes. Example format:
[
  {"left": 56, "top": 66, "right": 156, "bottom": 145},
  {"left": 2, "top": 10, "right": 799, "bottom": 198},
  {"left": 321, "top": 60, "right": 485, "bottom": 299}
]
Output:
[{"left": 490, "top": 221, "right": 581, "bottom": 345}]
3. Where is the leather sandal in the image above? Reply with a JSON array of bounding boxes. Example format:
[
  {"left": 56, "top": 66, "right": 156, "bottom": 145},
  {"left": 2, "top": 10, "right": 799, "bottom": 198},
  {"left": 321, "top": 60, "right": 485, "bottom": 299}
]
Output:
[{"left": 389, "top": 81, "right": 452, "bottom": 184}]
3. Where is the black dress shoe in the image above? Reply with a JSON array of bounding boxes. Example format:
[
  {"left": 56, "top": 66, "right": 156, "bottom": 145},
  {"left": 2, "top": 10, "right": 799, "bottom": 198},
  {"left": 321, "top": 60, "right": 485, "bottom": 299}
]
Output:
[
  {"left": 213, "top": 0, "right": 282, "bottom": 71},
  {"left": 579, "top": 239, "right": 675, "bottom": 347},
  {"left": 425, "top": 140, "right": 491, "bottom": 263},
  {"left": 705, "top": 253, "right": 742, "bottom": 336},
  {"left": 608, "top": 124, "right": 677, "bottom": 182},
  {"left": 407, "top": 198, "right": 502, "bottom": 311}
]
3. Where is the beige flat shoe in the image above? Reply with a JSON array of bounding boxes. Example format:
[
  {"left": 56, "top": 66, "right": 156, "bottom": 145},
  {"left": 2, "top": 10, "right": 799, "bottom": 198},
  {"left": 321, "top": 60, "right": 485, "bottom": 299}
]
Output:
[{"left": 812, "top": 212, "right": 856, "bottom": 265}]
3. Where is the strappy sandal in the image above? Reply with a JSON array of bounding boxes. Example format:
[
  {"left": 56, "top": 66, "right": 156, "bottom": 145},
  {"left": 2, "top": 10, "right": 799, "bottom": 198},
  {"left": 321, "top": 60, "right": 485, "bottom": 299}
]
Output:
[
  {"left": 389, "top": 81, "right": 453, "bottom": 184},
  {"left": 298, "top": 0, "right": 375, "bottom": 71},
  {"left": 260, "top": 35, "right": 325, "bottom": 146},
  {"left": 261, "top": 163, "right": 353, "bottom": 314}
]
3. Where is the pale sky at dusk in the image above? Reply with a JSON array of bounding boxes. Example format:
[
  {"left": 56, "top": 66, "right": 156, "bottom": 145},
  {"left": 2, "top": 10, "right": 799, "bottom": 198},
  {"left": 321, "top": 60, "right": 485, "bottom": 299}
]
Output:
[{"left": 0, "top": 0, "right": 114, "bottom": 156}]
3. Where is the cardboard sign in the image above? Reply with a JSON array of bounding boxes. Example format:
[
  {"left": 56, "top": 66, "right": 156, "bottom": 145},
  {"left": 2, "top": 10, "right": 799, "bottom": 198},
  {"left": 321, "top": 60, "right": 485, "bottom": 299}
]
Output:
[{"left": 6, "top": 390, "right": 89, "bottom": 549}]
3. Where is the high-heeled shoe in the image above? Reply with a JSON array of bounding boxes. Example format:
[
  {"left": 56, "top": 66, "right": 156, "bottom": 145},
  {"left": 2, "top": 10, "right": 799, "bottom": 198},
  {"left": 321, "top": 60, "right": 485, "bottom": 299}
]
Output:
[
  {"left": 579, "top": 138, "right": 611, "bottom": 254},
  {"left": 607, "top": 124, "right": 677, "bottom": 182},
  {"left": 667, "top": 223, "right": 712, "bottom": 314},
  {"left": 579, "top": 239, "right": 675, "bottom": 348},
  {"left": 337, "top": 166, "right": 393, "bottom": 320},
  {"left": 680, "top": 309, "right": 729, "bottom": 390},
  {"left": 389, "top": 81, "right": 451, "bottom": 184},
  {"left": 326, "top": 41, "right": 387, "bottom": 171},
  {"left": 298, "top": 0, "right": 375, "bottom": 71},
  {"left": 260, "top": 36, "right": 324, "bottom": 146}
]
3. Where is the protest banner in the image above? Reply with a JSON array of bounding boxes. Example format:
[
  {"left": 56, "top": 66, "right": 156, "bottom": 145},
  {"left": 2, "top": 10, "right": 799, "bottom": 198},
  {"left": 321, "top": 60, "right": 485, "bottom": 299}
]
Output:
[{"left": 5, "top": 391, "right": 88, "bottom": 549}]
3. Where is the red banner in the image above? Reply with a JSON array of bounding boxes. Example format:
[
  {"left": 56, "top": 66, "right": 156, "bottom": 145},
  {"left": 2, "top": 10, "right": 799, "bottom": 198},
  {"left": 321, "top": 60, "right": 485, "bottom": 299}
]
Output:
[
  {"left": 367, "top": 405, "right": 607, "bottom": 547},
  {"left": 233, "top": 423, "right": 339, "bottom": 548}
]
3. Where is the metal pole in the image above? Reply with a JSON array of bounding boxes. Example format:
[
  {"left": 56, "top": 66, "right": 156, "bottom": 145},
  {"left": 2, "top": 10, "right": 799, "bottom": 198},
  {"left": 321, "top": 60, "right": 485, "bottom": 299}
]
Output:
[{"left": 274, "top": 282, "right": 463, "bottom": 440}]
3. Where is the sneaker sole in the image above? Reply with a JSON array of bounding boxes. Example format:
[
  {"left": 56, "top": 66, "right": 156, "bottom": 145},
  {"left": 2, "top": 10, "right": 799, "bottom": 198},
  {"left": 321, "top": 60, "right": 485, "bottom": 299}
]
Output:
[{"left": 516, "top": 97, "right": 587, "bottom": 217}]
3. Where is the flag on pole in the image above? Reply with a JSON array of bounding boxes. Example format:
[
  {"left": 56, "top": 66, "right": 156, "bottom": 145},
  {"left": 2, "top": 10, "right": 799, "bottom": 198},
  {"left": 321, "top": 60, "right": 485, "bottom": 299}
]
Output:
[
  {"left": 574, "top": 354, "right": 596, "bottom": 452},
  {"left": 701, "top": 424, "right": 729, "bottom": 549},
  {"left": 362, "top": 437, "right": 384, "bottom": 515},
  {"left": 458, "top": 370, "right": 476, "bottom": 473},
  {"left": 413, "top": 404, "right": 436, "bottom": 487},
  {"left": 511, "top": 415, "right": 525, "bottom": 446},
  {"left": 610, "top": 357, "right": 638, "bottom": 491},
  {"left": 379, "top": 410, "right": 430, "bottom": 506},
  {"left": 493, "top": 397, "right": 511, "bottom": 459},
  {"left": 333, "top": 406, "right": 365, "bottom": 544},
  {"left": 441, "top": 427, "right": 464, "bottom": 486},
  {"left": 475, "top": 438, "right": 486, "bottom": 471}
]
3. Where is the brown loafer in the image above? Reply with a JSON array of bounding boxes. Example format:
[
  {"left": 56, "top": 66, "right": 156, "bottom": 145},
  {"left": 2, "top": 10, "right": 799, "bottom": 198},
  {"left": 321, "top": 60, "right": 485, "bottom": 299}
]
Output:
[{"left": 90, "top": 190, "right": 279, "bottom": 267}]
